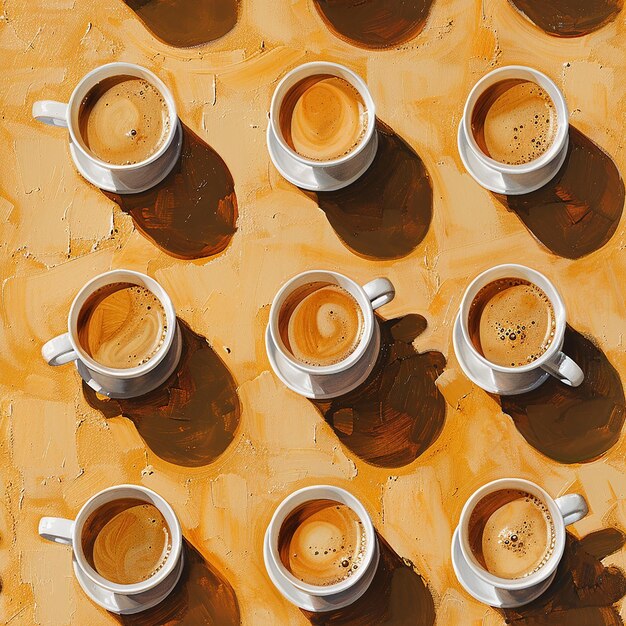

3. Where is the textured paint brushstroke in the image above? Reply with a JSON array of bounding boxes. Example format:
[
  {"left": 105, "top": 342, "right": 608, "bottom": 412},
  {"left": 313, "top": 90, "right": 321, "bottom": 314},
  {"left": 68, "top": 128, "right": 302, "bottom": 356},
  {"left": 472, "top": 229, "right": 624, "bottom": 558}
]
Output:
[
  {"left": 312, "top": 315, "right": 446, "bottom": 468},
  {"left": 495, "top": 127, "right": 624, "bottom": 259},
  {"left": 105, "top": 124, "right": 238, "bottom": 260},
  {"left": 83, "top": 318, "right": 241, "bottom": 467}
]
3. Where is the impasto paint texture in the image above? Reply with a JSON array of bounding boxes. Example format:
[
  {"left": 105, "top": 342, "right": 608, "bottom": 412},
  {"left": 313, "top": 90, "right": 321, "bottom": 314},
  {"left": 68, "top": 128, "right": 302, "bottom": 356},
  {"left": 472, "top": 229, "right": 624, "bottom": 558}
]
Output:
[
  {"left": 105, "top": 125, "right": 238, "bottom": 260},
  {"left": 313, "top": 315, "right": 446, "bottom": 468},
  {"left": 496, "top": 127, "right": 624, "bottom": 259},
  {"left": 508, "top": 0, "right": 624, "bottom": 37},
  {"left": 313, "top": 0, "right": 435, "bottom": 49},
  {"left": 310, "top": 121, "right": 433, "bottom": 260}
]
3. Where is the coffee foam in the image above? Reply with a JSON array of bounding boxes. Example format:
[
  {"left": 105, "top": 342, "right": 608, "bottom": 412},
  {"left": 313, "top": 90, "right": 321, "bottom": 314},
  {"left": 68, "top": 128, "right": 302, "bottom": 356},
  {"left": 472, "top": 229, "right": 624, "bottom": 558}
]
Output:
[
  {"left": 468, "top": 278, "right": 555, "bottom": 367},
  {"left": 278, "top": 282, "right": 364, "bottom": 367},
  {"left": 278, "top": 500, "right": 367, "bottom": 587},
  {"left": 279, "top": 75, "right": 368, "bottom": 162},
  {"left": 81, "top": 499, "right": 172, "bottom": 585},
  {"left": 471, "top": 79, "right": 557, "bottom": 165},
  {"left": 77, "top": 282, "right": 167, "bottom": 369},
  {"left": 78, "top": 75, "right": 170, "bottom": 165},
  {"left": 469, "top": 489, "right": 556, "bottom": 580}
]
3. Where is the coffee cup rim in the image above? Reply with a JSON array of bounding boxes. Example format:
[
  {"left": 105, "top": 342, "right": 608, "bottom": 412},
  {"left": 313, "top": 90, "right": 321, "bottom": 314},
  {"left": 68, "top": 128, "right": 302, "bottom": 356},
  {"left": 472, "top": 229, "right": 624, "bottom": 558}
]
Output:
[
  {"left": 71, "top": 484, "right": 183, "bottom": 594},
  {"left": 268, "top": 270, "right": 375, "bottom": 375},
  {"left": 459, "top": 263, "right": 566, "bottom": 374},
  {"left": 66, "top": 269, "right": 177, "bottom": 378},
  {"left": 67, "top": 62, "right": 178, "bottom": 171},
  {"left": 266, "top": 485, "right": 378, "bottom": 596},
  {"left": 268, "top": 61, "right": 376, "bottom": 167},
  {"left": 462, "top": 65, "right": 569, "bottom": 175},
  {"left": 458, "top": 478, "right": 566, "bottom": 591}
]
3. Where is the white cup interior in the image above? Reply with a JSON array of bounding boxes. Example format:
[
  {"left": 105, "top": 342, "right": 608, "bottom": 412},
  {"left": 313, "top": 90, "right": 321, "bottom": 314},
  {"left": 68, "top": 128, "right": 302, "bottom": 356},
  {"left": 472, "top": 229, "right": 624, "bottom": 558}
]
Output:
[
  {"left": 267, "top": 485, "right": 377, "bottom": 597},
  {"left": 72, "top": 484, "right": 182, "bottom": 595},
  {"left": 269, "top": 61, "right": 376, "bottom": 166},
  {"left": 67, "top": 62, "right": 178, "bottom": 171},
  {"left": 459, "top": 264, "right": 566, "bottom": 374},
  {"left": 67, "top": 269, "right": 177, "bottom": 378},
  {"left": 458, "top": 478, "right": 566, "bottom": 591},
  {"left": 462, "top": 65, "right": 569, "bottom": 174},
  {"left": 269, "top": 270, "right": 375, "bottom": 375}
]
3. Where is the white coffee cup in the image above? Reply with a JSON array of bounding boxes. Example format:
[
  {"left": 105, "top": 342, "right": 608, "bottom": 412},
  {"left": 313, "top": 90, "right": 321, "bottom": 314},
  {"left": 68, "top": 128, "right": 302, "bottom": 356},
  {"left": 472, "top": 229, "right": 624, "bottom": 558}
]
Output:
[
  {"left": 264, "top": 485, "right": 380, "bottom": 611},
  {"left": 457, "top": 478, "right": 588, "bottom": 603},
  {"left": 267, "top": 62, "right": 378, "bottom": 191},
  {"left": 460, "top": 65, "right": 569, "bottom": 194},
  {"left": 41, "top": 269, "right": 182, "bottom": 399},
  {"left": 39, "top": 484, "right": 183, "bottom": 613},
  {"left": 32, "top": 62, "right": 181, "bottom": 194},
  {"left": 456, "top": 263, "right": 584, "bottom": 394}
]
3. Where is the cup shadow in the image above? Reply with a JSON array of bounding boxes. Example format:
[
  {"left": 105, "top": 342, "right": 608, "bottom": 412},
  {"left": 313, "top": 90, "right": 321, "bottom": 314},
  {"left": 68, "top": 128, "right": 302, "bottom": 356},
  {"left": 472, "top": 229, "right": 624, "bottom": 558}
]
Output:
[
  {"left": 507, "top": 0, "right": 623, "bottom": 37},
  {"left": 303, "top": 534, "right": 435, "bottom": 626},
  {"left": 83, "top": 318, "right": 241, "bottom": 468},
  {"left": 495, "top": 325, "right": 625, "bottom": 464},
  {"left": 115, "top": 539, "right": 240, "bottom": 625},
  {"left": 494, "top": 127, "right": 624, "bottom": 259},
  {"left": 312, "top": 0, "right": 435, "bottom": 49},
  {"left": 311, "top": 315, "right": 446, "bottom": 468},
  {"left": 500, "top": 529, "right": 626, "bottom": 625},
  {"left": 104, "top": 123, "right": 238, "bottom": 261},
  {"left": 304, "top": 120, "right": 433, "bottom": 261},
  {"left": 123, "top": 0, "right": 239, "bottom": 48}
]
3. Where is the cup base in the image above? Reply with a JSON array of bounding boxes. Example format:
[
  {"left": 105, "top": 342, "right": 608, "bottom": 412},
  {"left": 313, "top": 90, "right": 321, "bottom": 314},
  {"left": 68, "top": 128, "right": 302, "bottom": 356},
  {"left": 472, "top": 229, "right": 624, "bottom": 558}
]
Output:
[
  {"left": 263, "top": 527, "right": 379, "bottom": 612},
  {"left": 69, "top": 119, "right": 183, "bottom": 194},
  {"left": 451, "top": 527, "right": 555, "bottom": 608},
  {"left": 266, "top": 124, "right": 377, "bottom": 192},
  {"left": 265, "top": 322, "right": 381, "bottom": 400},
  {"left": 457, "top": 119, "right": 568, "bottom": 195},
  {"left": 453, "top": 314, "right": 550, "bottom": 396},
  {"left": 73, "top": 550, "right": 184, "bottom": 615}
]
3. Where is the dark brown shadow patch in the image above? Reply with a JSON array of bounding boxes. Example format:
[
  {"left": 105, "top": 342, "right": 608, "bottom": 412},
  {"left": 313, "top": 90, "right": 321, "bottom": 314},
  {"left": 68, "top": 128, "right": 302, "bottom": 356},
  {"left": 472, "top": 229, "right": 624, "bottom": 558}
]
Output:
[
  {"left": 309, "top": 121, "right": 433, "bottom": 260},
  {"left": 83, "top": 318, "right": 241, "bottom": 468},
  {"left": 124, "top": 0, "right": 238, "bottom": 48},
  {"left": 303, "top": 535, "right": 435, "bottom": 626},
  {"left": 311, "top": 315, "right": 446, "bottom": 468},
  {"left": 313, "top": 0, "right": 434, "bottom": 49},
  {"left": 507, "top": 0, "right": 623, "bottom": 37},
  {"left": 116, "top": 539, "right": 240, "bottom": 626},
  {"left": 501, "top": 529, "right": 626, "bottom": 625},
  {"left": 494, "top": 127, "right": 624, "bottom": 259},
  {"left": 104, "top": 124, "right": 238, "bottom": 260},
  {"left": 498, "top": 326, "right": 625, "bottom": 464}
]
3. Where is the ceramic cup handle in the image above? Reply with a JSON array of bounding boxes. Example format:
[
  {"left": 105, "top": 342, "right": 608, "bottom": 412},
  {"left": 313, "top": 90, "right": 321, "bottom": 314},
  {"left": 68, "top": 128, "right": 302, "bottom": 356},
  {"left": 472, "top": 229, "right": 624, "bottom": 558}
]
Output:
[
  {"left": 42, "top": 333, "right": 78, "bottom": 366},
  {"left": 362, "top": 278, "right": 395, "bottom": 310},
  {"left": 32, "top": 100, "right": 68, "bottom": 127},
  {"left": 555, "top": 493, "right": 588, "bottom": 526},
  {"left": 39, "top": 517, "right": 74, "bottom": 545},
  {"left": 541, "top": 351, "right": 584, "bottom": 387}
]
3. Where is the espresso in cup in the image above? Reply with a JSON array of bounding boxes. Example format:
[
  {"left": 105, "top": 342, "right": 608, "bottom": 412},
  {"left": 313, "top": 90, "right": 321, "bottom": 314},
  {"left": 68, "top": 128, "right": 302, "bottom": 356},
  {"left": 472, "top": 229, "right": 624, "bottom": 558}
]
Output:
[
  {"left": 468, "top": 489, "right": 556, "bottom": 579},
  {"left": 278, "top": 281, "right": 364, "bottom": 367},
  {"left": 78, "top": 75, "right": 170, "bottom": 165},
  {"left": 77, "top": 282, "right": 167, "bottom": 369},
  {"left": 467, "top": 278, "right": 556, "bottom": 368},
  {"left": 277, "top": 499, "right": 367, "bottom": 586},
  {"left": 278, "top": 75, "right": 368, "bottom": 162},
  {"left": 471, "top": 79, "right": 557, "bottom": 165},
  {"left": 81, "top": 497, "right": 172, "bottom": 585}
]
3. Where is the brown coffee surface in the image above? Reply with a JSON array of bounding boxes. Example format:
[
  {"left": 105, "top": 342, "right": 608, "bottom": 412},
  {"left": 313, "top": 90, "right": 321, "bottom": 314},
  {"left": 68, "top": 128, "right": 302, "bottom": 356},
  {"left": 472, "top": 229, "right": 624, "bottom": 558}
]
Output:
[
  {"left": 468, "top": 489, "right": 556, "bottom": 579},
  {"left": 77, "top": 282, "right": 167, "bottom": 369},
  {"left": 471, "top": 79, "right": 557, "bottom": 165},
  {"left": 468, "top": 278, "right": 555, "bottom": 368},
  {"left": 278, "top": 499, "right": 367, "bottom": 586},
  {"left": 78, "top": 75, "right": 169, "bottom": 165},
  {"left": 278, "top": 282, "right": 364, "bottom": 367},
  {"left": 81, "top": 498, "right": 172, "bottom": 585},
  {"left": 279, "top": 75, "right": 367, "bottom": 161}
]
